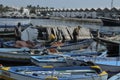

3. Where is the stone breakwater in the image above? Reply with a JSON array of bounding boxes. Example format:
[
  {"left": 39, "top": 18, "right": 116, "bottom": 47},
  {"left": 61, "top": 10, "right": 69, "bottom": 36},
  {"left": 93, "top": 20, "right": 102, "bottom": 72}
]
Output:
[{"left": 50, "top": 17, "right": 102, "bottom": 23}]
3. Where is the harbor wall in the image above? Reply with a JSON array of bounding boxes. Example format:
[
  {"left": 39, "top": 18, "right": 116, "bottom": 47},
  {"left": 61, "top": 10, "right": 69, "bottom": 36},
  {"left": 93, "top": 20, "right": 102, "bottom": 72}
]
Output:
[{"left": 50, "top": 17, "right": 102, "bottom": 23}]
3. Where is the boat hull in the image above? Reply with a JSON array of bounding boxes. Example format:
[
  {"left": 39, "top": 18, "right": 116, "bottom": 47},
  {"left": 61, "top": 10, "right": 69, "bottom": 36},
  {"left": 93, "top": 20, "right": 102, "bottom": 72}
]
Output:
[
  {"left": 53, "top": 39, "right": 93, "bottom": 52},
  {"left": 101, "top": 18, "right": 120, "bottom": 26},
  {"left": 79, "top": 56, "right": 120, "bottom": 72},
  {"left": 0, "top": 23, "right": 30, "bottom": 39},
  {"left": 31, "top": 59, "right": 67, "bottom": 67},
  {"left": 0, "top": 48, "right": 43, "bottom": 63},
  {"left": 31, "top": 55, "right": 84, "bottom": 67},
  {"left": 98, "top": 64, "right": 120, "bottom": 72},
  {"left": 0, "top": 66, "right": 108, "bottom": 80}
]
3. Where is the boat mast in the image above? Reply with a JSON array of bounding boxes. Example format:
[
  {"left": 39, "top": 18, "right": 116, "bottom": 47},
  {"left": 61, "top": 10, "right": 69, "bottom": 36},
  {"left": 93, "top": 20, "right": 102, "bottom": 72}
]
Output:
[{"left": 111, "top": 0, "right": 113, "bottom": 9}]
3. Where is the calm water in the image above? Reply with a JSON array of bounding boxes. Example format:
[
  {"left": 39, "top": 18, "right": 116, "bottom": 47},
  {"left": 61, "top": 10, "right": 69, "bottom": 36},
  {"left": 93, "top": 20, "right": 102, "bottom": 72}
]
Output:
[{"left": 0, "top": 18, "right": 120, "bottom": 32}]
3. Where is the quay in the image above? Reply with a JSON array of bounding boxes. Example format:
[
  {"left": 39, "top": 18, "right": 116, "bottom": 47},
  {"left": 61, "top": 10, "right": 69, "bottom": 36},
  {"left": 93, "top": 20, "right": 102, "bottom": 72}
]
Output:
[{"left": 50, "top": 17, "right": 102, "bottom": 23}]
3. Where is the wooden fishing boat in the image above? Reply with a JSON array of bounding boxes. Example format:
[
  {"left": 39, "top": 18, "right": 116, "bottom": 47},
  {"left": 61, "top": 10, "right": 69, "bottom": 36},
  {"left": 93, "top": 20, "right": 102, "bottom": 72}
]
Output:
[
  {"left": 3, "top": 39, "right": 93, "bottom": 52},
  {"left": 108, "top": 72, "right": 120, "bottom": 80},
  {"left": 2, "top": 24, "right": 93, "bottom": 51},
  {"left": 30, "top": 49, "right": 107, "bottom": 67},
  {"left": 0, "top": 20, "right": 30, "bottom": 38},
  {"left": 0, "top": 44, "right": 106, "bottom": 64},
  {"left": 50, "top": 39, "right": 93, "bottom": 52},
  {"left": 0, "top": 48, "right": 45, "bottom": 63},
  {"left": 78, "top": 56, "right": 120, "bottom": 72},
  {"left": 67, "top": 49, "right": 108, "bottom": 58},
  {"left": 101, "top": 0, "right": 120, "bottom": 27},
  {"left": 31, "top": 54, "right": 86, "bottom": 67},
  {"left": 0, "top": 65, "right": 108, "bottom": 80},
  {"left": 21, "top": 25, "right": 93, "bottom": 52},
  {"left": 95, "top": 34, "right": 120, "bottom": 56}
]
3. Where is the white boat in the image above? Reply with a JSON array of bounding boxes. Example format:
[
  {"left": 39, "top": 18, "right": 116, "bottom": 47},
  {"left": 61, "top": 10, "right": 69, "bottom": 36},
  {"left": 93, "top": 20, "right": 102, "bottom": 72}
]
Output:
[
  {"left": 0, "top": 65, "right": 108, "bottom": 80},
  {"left": 67, "top": 49, "right": 108, "bottom": 58},
  {"left": 108, "top": 72, "right": 120, "bottom": 80},
  {"left": 78, "top": 56, "right": 120, "bottom": 72}
]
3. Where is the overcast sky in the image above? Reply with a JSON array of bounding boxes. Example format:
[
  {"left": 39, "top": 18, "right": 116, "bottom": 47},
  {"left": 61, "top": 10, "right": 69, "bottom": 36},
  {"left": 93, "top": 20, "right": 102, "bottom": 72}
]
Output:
[{"left": 0, "top": 0, "right": 120, "bottom": 9}]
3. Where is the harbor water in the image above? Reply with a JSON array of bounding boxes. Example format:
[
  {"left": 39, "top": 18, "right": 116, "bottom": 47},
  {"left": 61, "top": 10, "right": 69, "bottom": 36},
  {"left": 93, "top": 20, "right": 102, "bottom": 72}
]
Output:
[{"left": 1, "top": 18, "right": 120, "bottom": 32}]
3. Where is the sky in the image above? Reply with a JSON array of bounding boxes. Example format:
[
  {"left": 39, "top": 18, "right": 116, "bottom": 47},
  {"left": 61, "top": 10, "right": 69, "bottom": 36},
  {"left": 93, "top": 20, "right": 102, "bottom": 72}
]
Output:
[{"left": 0, "top": 0, "right": 120, "bottom": 9}]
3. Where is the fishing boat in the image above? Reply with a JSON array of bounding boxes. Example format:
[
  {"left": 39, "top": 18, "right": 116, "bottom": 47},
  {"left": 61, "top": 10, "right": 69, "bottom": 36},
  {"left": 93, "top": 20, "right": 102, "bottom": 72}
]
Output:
[
  {"left": 0, "top": 40, "right": 105, "bottom": 64},
  {"left": 2, "top": 24, "right": 93, "bottom": 51},
  {"left": 65, "top": 40, "right": 107, "bottom": 57},
  {"left": 68, "top": 49, "right": 107, "bottom": 58},
  {"left": 50, "top": 39, "right": 93, "bottom": 52},
  {"left": 0, "top": 19, "right": 30, "bottom": 38},
  {"left": 100, "top": 0, "right": 120, "bottom": 26},
  {"left": 95, "top": 34, "right": 120, "bottom": 56},
  {"left": 0, "top": 42, "right": 106, "bottom": 64},
  {"left": 0, "top": 48, "right": 45, "bottom": 63},
  {"left": 101, "top": 17, "right": 120, "bottom": 26},
  {"left": 79, "top": 56, "right": 120, "bottom": 72},
  {"left": 31, "top": 54, "right": 87, "bottom": 67},
  {"left": 3, "top": 38, "right": 93, "bottom": 52},
  {"left": 80, "top": 35, "right": 120, "bottom": 72},
  {"left": 76, "top": 49, "right": 120, "bottom": 72},
  {"left": 20, "top": 25, "right": 93, "bottom": 52},
  {"left": 0, "top": 65, "right": 108, "bottom": 80},
  {"left": 31, "top": 48, "right": 107, "bottom": 67},
  {"left": 108, "top": 72, "right": 120, "bottom": 80}
]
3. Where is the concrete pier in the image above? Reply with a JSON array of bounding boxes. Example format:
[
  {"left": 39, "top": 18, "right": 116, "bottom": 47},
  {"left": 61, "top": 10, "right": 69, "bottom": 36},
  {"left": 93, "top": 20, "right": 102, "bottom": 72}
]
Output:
[{"left": 50, "top": 17, "right": 102, "bottom": 23}]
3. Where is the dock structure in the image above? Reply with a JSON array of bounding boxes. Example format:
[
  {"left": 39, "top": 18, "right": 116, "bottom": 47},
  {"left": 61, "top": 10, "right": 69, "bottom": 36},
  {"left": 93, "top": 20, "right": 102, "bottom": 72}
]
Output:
[{"left": 50, "top": 17, "right": 102, "bottom": 23}]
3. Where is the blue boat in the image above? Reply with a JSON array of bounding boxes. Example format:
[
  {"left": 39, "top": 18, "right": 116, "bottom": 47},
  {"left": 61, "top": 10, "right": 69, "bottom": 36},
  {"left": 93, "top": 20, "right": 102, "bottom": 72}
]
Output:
[
  {"left": 0, "top": 48, "right": 43, "bottom": 63},
  {"left": 3, "top": 39, "right": 93, "bottom": 52},
  {"left": 78, "top": 56, "right": 120, "bottom": 72},
  {"left": 50, "top": 39, "right": 93, "bottom": 52},
  {"left": 30, "top": 49, "right": 107, "bottom": 67},
  {"left": 31, "top": 54, "right": 85, "bottom": 67},
  {"left": 0, "top": 65, "right": 108, "bottom": 80}
]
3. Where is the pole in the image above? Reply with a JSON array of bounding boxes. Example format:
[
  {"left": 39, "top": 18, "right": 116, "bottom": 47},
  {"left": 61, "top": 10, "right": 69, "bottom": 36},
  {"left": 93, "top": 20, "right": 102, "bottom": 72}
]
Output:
[
  {"left": 116, "top": 44, "right": 120, "bottom": 66},
  {"left": 118, "top": 44, "right": 120, "bottom": 57},
  {"left": 111, "top": 0, "right": 113, "bottom": 9}
]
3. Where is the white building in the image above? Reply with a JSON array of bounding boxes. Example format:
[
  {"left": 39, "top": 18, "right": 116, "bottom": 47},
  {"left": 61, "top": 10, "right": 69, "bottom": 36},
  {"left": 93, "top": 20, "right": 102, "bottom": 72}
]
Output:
[{"left": 22, "top": 8, "right": 30, "bottom": 17}]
